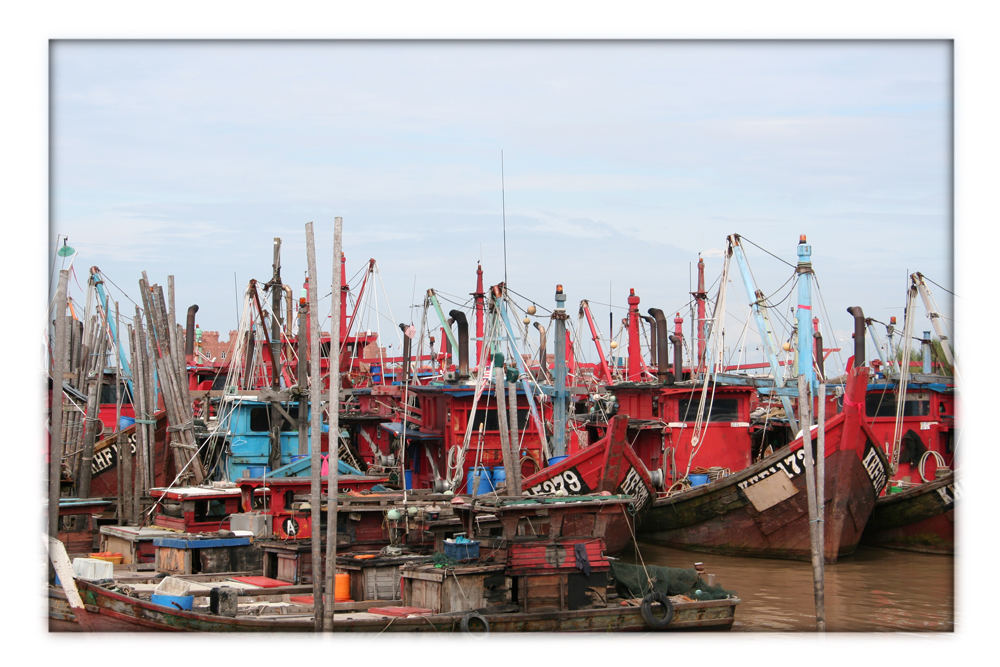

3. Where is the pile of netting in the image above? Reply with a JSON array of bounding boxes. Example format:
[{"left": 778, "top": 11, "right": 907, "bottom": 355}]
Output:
[{"left": 609, "top": 560, "right": 734, "bottom": 601}]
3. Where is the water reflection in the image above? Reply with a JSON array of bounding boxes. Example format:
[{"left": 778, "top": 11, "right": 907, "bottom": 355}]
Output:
[{"left": 626, "top": 543, "right": 954, "bottom": 632}]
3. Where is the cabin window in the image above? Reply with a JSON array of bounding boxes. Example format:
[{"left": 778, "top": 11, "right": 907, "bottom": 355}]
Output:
[
  {"left": 676, "top": 397, "right": 740, "bottom": 422},
  {"left": 467, "top": 407, "right": 531, "bottom": 432},
  {"left": 249, "top": 405, "right": 302, "bottom": 432},
  {"left": 865, "top": 394, "right": 930, "bottom": 418},
  {"left": 99, "top": 383, "right": 132, "bottom": 405}
]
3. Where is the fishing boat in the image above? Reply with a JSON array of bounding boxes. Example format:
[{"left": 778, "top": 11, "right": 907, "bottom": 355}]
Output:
[
  {"left": 857, "top": 275, "right": 956, "bottom": 554},
  {"left": 49, "top": 494, "right": 739, "bottom": 632},
  {"left": 586, "top": 237, "right": 890, "bottom": 562}
]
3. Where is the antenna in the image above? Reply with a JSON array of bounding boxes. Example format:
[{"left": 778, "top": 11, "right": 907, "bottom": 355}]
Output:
[{"left": 501, "top": 149, "right": 508, "bottom": 287}]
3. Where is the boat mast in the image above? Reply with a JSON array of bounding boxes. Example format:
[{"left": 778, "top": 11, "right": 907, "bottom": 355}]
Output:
[
  {"left": 795, "top": 235, "right": 816, "bottom": 392},
  {"left": 728, "top": 234, "right": 799, "bottom": 434},
  {"left": 692, "top": 256, "right": 708, "bottom": 374},
  {"left": 552, "top": 284, "right": 569, "bottom": 459},
  {"left": 579, "top": 299, "right": 613, "bottom": 385},
  {"left": 911, "top": 272, "right": 955, "bottom": 370},
  {"left": 473, "top": 263, "right": 485, "bottom": 371}
]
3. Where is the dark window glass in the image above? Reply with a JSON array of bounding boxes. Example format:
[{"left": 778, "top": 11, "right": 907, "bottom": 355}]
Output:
[
  {"left": 676, "top": 397, "right": 740, "bottom": 422},
  {"left": 249, "top": 405, "right": 302, "bottom": 432},
  {"left": 865, "top": 393, "right": 930, "bottom": 417}
]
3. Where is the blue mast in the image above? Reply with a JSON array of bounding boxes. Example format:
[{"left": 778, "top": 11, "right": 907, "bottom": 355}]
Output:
[
  {"left": 796, "top": 235, "right": 816, "bottom": 392},
  {"left": 728, "top": 235, "right": 799, "bottom": 434},
  {"left": 552, "top": 284, "right": 568, "bottom": 459}
]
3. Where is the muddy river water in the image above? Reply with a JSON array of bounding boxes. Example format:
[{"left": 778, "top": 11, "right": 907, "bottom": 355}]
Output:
[{"left": 626, "top": 542, "right": 954, "bottom": 632}]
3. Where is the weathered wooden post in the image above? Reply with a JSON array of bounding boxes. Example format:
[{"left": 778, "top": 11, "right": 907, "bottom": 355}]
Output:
[
  {"left": 493, "top": 353, "right": 516, "bottom": 495},
  {"left": 77, "top": 313, "right": 109, "bottom": 498},
  {"left": 305, "top": 221, "right": 325, "bottom": 632},
  {"left": 49, "top": 270, "right": 70, "bottom": 538},
  {"left": 323, "top": 217, "right": 343, "bottom": 631},
  {"left": 506, "top": 367, "right": 523, "bottom": 495},
  {"left": 798, "top": 374, "right": 825, "bottom": 631}
]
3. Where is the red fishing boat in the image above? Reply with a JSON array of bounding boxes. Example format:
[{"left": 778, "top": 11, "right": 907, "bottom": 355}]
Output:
[{"left": 859, "top": 377, "right": 955, "bottom": 554}]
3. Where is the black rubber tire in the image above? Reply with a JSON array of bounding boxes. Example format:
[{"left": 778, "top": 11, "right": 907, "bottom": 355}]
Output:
[
  {"left": 640, "top": 591, "right": 675, "bottom": 629},
  {"left": 460, "top": 612, "right": 490, "bottom": 633}
]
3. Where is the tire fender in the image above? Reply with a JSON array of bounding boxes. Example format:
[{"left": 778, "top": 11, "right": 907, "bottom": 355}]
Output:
[
  {"left": 640, "top": 591, "right": 674, "bottom": 629},
  {"left": 460, "top": 611, "right": 490, "bottom": 633}
]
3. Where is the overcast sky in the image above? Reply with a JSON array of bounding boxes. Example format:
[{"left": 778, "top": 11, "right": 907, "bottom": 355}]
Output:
[{"left": 49, "top": 40, "right": 953, "bottom": 370}]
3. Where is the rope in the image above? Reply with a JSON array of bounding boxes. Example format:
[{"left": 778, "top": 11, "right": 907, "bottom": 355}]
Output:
[{"left": 918, "top": 450, "right": 948, "bottom": 483}]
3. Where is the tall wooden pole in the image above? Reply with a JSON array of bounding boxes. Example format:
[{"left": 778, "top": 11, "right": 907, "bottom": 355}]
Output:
[
  {"left": 494, "top": 356, "right": 514, "bottom": 494},
  {"left": 323, "top": 217, "right": 342, "bottom": 631},
  {"left": 815, "top": 382, "right": 827, "bottom": 623},
  {"left": 268, "top": 239, "right": 283, "bottom": 472},
  {"left": 798, "top": 374, "right": 825, "bottom": 631},
  {"left": 77, "top": 313, "right": 108, "bottom": 498},
  {"left": 117, "top": 303, "right": 134, "bottom": 524},
  {"left": 305, "top": 221, "right": 324, "bottom": 631},
  {"left": 507, "top": 372, "right": 522, "bottom": 495},
  {"left": 49, "top": 270, "right": 70, "bottom": 538}
]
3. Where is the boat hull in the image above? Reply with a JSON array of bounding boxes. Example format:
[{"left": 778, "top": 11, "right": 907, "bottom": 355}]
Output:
[
  {"left": 50, "top": 579, "right": 736, "bottom": 632},
  {"left": 637, "top": 372, "right": 889, "bottom": 563},
  {"left": 861, "top": 472, "right": 955, "bottom": 554}
]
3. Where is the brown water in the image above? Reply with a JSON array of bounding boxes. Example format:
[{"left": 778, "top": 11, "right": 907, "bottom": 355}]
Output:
[{"left": 626, "top": 542, "right": 954, "bottom": 632}]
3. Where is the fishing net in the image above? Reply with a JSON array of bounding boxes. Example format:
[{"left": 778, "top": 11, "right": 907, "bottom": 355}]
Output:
[{"left": 609, "top": 560, "right": 734, "bottom": 601}]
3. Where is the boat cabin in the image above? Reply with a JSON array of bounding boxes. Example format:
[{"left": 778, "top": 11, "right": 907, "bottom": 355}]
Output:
[{"left": 608, "top": 382, "right": 757, "bottom": 488}]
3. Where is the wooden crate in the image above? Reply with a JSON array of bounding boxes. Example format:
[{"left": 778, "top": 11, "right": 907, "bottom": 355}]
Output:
[
  {"left": 401, "top": 563, "right": 507, "bottom": 613},
  {"left": 515, "top": 571, "right": 610, "bottom": 612}
]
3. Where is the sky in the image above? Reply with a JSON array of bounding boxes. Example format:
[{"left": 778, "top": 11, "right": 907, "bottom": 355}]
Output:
[{"left": 48, "top": 40, "right": 953, "bottom": 373}]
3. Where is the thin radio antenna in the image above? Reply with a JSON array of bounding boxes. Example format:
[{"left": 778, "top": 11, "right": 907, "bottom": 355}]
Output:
[{"left": 501, "top": 149, "right": 508, "bottom": 287}]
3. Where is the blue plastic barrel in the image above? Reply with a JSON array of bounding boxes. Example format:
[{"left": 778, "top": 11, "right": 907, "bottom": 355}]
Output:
[
  {"left": 547, "top": 455, "right": 568, "bottom": 467},
  {"left": 119, "top": 416, "right": 136, "bottom": 430},
  {"left": 467, "top": 467, "right": 492, "bottom": 495},
  {"left": 246, "top": 465, "right": 270, "bottom": 478},
  {"left": 689, "top": 473, "right": 710, "bottom": 487},
  {"left": 491, "top": 466, "right": 506, "bottom": 490}
]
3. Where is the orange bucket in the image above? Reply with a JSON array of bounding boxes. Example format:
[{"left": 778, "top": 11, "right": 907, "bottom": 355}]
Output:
[{"left": 334, "top": 572, "right": 352, "bottom": 602}]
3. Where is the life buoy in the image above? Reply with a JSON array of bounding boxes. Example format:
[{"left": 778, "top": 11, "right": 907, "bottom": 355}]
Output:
[
  {"left": 640, "top": 591, "right": 674, "bottom": 629},
  {"left": 460, "top": 611, "right": 490, "bottom": 632}
]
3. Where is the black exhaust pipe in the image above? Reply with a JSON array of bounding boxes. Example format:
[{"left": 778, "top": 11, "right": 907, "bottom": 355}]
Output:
[
  {"left": 448, "top": 310, "right": 469, "bottom": 380},
  {"left": 399, "top": 323, "right": 411, "bottom": 384},
  {"left": 669, "top": 334, "right": 683, "bottom": 383},
  {"left": 648, "top": 308, "right": 671, "bottom": 383},
  {"left": 846, "top": 306, "right": 865, "bottom": 368},
  {"left": 814, "top": 330, "right": 824, "bottom": 380},
  {"left": 533, "top": 321, "right": 550, "bottom": 382},
  {"left": 641, "top": 315, "right": 657, "bottom": 368},
  {"left": 185, "top": 304, "right": 199, "bottom": 360}
]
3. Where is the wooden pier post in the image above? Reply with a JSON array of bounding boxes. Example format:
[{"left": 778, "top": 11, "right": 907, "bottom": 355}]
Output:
[
  {"left": 49, "top": 270, "right": 70, "bottom": 538},
  {"left": 798, "top": 374, "right": 825, "bottom": 631},
  {"left": 323, "top": 217, "right": 342, "bottom": 631},
  {"left": 305, "top": 221, "right": 324, "bottom": 631}
]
